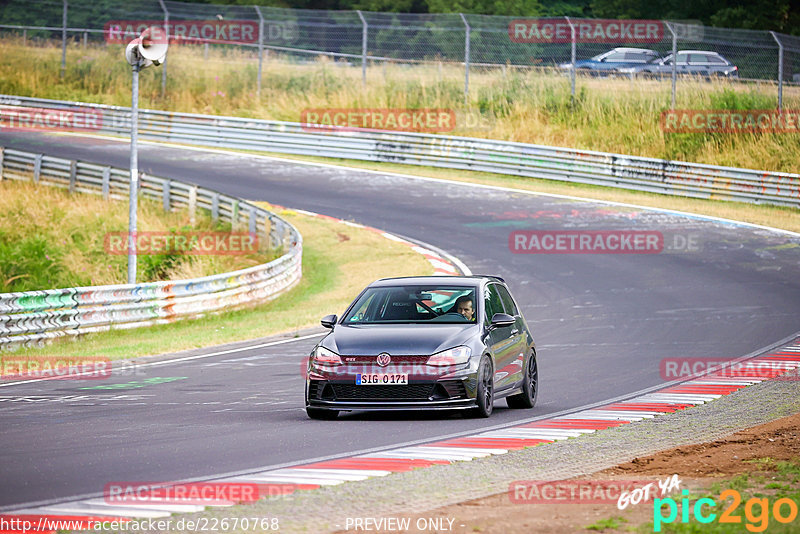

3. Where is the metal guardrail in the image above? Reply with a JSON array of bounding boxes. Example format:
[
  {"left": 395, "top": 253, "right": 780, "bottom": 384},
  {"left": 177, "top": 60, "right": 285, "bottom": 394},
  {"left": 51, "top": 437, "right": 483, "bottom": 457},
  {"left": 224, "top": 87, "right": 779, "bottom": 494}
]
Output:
[
  {"left": 0, "top": 145, "right": 302, "bottom": 347},
  {"left": 2, "top": 94, "right": 798, "bottom": 207}
]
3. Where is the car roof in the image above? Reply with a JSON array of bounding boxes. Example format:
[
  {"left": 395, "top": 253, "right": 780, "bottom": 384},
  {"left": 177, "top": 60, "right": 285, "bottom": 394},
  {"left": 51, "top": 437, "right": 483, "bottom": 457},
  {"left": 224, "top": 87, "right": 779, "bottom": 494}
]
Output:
[
  {"left": 609, "top": 47, "right": 657, "bottom": 53},
  {"left": 677, "top": 50, "right": 723, "bottom": 55},
  {"left": 371, "top": 275, "right": 503, "bottom": 287}
]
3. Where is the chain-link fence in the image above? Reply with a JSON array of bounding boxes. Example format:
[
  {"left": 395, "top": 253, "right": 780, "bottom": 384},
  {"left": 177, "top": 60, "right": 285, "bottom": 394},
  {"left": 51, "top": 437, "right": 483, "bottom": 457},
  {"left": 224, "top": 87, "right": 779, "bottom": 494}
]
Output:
[{"left": 1, "top": 0, "right": 799, "bottom": 107}]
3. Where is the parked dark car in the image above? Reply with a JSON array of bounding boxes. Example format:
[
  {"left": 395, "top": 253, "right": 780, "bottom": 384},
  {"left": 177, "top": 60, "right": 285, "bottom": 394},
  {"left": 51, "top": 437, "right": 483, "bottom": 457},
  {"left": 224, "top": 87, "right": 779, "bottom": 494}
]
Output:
[
  {"left": 616, "top": 50, "right": 739, "bottom": 78},
  {"left": 558, "top": 47, "right": 661, "bottom": 75},
  {"left": 305, "top": 276, "right": 538, "bottom": 419}
]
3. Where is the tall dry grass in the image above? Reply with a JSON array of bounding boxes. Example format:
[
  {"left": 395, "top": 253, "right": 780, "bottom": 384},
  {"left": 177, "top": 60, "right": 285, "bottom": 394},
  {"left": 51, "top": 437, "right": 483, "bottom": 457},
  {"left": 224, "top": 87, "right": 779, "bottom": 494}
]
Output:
[
  {"left": 0, "top": 180, "right": 269, "bottom": 292},
  {"left": 0, "top": 37, "right": 798, "bottom": 172}
]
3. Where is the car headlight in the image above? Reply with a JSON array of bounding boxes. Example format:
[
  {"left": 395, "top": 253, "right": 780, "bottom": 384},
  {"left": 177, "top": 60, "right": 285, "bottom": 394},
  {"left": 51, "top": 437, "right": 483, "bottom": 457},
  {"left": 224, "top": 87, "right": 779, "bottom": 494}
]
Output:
[
  {"left": 312, "top": 346, "right": 342, "bottom": 366},
  {"left": 558, "top": 63, "right": 573, "bottom": 69},
  {"left": 426, "top": 346, "right": 471, "bottom": 367}
]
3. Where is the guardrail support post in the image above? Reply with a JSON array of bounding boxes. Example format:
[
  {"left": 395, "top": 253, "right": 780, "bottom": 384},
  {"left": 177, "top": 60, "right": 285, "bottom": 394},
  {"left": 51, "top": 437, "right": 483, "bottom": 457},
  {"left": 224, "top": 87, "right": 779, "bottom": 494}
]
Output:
[
  {"left": 158, "top": 0, "right": 169, "bottom": 99},
  {"left": 565, "top": 16, "right": 576, "bottom": 102},
  {"left": 61, "top": 0, "right": 67, "bottom": 79},
  {"left": 255, "top": 7, "right": 264, "bottom": 98},
  {"left": 68, "top": 160, "right": 77, "bottom": 193},
  {"left": 211, "top": 193, "right": 219, "bottom": 221},
  {"left": 260, "top": 216, "right": 269, "bottom": 253},
  {"left": 232, "top": 201, "right": 240, "bottom": 230},
  {"left": 268, "top": 215, "right": 280, "bottom": 249},
  {"left": 33, "top": 154, "right": 42, "bottom": 183},
  {"left": 770, "top": 31, "right": 784, "bottom": 111},
  {"left": 0, "top": 147, "right": 4, "bottom": 182},
  {"left": 83, "top": 31, "right": 87, "bottom": 48},
  {"left": 248, "top": 207, "right": 257, "bottom": 235},
  {"left": 460, "top": 13, "right": 470, "bottom": 102},
  {"left": 23, "top": 29, "right": 27, "bottom": 45},
  {"left": 666, "top": 22, "right": 677, "bottom": 110},
  {"left": 356, "top": 10, "right": 367, "bottom": 88},
  {"left": 162, "top": 179, "right": 171, "bottom": 212},
  {"left": 189, "top": 186, "right": 197, "bottom": 226},
  {"left": 102, "top": 167, "right": 110, "bottom": 199}
]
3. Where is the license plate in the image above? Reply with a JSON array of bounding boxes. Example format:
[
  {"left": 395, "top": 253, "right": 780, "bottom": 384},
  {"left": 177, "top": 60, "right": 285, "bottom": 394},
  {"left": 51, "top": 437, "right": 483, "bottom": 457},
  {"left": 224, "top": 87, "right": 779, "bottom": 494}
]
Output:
[{"left": 356, "top": 373, "right": 408, "bottom": 385}]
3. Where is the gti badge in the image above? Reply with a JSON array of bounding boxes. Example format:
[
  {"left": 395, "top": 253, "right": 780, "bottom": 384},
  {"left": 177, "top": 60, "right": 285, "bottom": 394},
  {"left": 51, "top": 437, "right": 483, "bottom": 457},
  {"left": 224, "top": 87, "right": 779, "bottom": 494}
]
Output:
[{"left": 376, "top": 353, "right": 391, "bottom": 367}]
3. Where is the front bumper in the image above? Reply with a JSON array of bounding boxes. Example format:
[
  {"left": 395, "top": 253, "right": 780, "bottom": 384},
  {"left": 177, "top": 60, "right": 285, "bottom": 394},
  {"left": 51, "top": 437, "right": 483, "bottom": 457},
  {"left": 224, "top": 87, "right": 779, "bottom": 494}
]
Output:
[{"left": 306, "top": 361, "right": 479, "bottom": 411}]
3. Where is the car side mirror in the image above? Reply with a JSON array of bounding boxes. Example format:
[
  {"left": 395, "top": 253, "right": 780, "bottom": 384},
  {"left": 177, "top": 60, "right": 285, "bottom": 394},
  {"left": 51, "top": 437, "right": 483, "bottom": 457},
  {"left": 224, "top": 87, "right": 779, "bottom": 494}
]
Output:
[
  {"left": 321, "top": 314, "right": 338, "bottom": 329},
  {"left": 490, "top": 313, "right": 515, "bottom": 328}
]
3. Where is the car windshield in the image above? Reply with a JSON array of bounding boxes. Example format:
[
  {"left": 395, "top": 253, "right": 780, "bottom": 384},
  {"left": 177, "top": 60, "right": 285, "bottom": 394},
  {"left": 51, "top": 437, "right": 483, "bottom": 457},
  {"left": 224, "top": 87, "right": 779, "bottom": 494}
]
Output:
[{"left": 343, "top": 285, "right": 477, "bottom": 324}]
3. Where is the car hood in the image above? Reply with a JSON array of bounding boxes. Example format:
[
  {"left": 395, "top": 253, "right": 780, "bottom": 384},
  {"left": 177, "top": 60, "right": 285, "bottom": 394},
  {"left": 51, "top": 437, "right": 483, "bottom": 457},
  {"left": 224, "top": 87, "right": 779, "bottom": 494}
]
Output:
[{"left": 323, "top": 323, "right": 479, "bottom": 356}]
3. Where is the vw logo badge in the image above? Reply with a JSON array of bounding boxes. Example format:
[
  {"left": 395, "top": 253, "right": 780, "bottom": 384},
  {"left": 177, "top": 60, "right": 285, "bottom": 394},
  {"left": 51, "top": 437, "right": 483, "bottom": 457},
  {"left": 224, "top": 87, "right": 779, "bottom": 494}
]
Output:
[{"left": 376, "top": 353, "right": 391, "bottom": 367}]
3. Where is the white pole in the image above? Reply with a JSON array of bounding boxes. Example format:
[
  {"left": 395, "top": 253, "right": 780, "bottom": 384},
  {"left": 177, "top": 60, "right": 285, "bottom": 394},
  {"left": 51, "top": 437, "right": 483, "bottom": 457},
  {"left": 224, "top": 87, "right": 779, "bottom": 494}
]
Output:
[
  {"left": 128, "top": 63, "right": 140, "bottom": 284},
  {"left": 158, "top": 0, "right": 169, "bottom": 98}
]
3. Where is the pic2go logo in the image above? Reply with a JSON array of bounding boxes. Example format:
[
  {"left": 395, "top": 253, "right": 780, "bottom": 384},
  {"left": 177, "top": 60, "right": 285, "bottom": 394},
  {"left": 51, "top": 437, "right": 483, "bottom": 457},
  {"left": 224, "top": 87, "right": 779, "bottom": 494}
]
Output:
[{"left": 654, "top": 489, "right": 798, "bottom": 532}]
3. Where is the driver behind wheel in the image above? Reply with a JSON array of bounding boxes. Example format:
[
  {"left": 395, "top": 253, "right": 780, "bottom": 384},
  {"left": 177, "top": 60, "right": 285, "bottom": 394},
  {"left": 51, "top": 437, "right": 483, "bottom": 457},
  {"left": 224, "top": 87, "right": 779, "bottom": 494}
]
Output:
[{"left": 452, "top": 295, "right": 475, "bottom": 321}]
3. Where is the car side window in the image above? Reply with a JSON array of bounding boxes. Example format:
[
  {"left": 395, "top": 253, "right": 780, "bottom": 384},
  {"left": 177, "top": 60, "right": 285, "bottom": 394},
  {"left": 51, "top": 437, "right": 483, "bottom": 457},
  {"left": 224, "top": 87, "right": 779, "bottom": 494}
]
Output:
[
  {"left": 604, "top": 52, "right": 627, "bottom": 62},
  {"left": 484, "top": 284, "right": 504, "bottom": 325},
  {"left": 706, "top": 55, "right": 726, "bottom": 64},
  {"left": 496, "top": 284, "right": 519, "bottom": 316},
  {"left": 676, "top": 53, "right": 689, "bottom": 65},
  {"left": 625, "top": 52, "right": 652, "bottom": 62}
]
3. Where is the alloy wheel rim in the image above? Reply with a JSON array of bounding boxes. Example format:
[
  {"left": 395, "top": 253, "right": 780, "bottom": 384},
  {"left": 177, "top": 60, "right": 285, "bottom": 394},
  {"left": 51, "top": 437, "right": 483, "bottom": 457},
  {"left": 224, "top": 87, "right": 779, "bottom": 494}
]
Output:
[
  {"left": 483, "top": 363, "right": 493, "bottom": 408},
  {"left": 528, "top": 357, "right": 537, "bottom": 399}
]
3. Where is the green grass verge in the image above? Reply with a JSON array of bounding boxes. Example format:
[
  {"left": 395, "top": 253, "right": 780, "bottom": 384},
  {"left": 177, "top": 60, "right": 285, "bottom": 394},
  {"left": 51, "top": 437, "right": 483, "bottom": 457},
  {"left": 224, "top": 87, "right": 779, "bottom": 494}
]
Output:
[{"left": 0, "top": 179, "right": 269, "bottom": 292}]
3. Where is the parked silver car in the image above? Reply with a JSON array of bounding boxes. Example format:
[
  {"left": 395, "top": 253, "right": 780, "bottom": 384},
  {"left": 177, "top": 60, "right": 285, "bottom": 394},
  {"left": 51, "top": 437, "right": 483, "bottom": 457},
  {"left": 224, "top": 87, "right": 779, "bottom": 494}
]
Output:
[
  {"left": 558, "top": 47, "right": 661, "bottom": 76},
  {"left": 616, "top": 51, "right": 739, "bottom": 78}
]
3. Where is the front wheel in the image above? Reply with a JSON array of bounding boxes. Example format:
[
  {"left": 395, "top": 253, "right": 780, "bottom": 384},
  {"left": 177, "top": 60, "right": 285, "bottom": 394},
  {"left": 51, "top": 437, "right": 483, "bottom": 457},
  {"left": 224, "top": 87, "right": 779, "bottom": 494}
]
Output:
[
  {"left": 507, "top": 352, "right": 538, "bottom": 409},
  {"left": 306, "top": 407, "right": 339, "bottom": 420},
  {"left": 469, "top": 355, "right": 494, "bottom": 418}
]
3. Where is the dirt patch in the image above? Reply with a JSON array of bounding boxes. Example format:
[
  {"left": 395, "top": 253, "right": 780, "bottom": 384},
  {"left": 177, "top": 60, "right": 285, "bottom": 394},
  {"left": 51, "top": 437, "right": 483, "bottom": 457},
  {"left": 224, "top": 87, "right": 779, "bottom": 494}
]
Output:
[
  {"left": 602, "top": 412, "right": 800, "bottom": 479},
  {"left": 342, "top": 411, "right": 800, "bottom": 534}
]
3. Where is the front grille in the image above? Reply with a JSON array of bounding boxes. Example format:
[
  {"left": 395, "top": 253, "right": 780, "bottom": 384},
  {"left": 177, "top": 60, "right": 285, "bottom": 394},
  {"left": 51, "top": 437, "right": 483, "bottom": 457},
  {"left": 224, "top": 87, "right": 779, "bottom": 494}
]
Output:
[
  {"left": 331, "top": 384, "right": 434, "bottom": 400},
  {"left": 340, "top": 355, "right": 429, "bottom": 364}
]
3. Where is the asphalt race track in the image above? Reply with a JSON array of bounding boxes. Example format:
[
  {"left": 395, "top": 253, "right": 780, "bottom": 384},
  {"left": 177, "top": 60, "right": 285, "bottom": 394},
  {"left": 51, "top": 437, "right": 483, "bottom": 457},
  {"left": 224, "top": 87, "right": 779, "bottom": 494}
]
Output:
[{"left": 1, "top": 131, "right": 799, "bottom": 510}]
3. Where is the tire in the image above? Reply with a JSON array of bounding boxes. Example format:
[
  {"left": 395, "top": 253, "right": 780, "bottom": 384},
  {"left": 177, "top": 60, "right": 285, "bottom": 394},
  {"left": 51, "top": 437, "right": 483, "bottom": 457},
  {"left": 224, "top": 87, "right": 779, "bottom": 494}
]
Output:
[
  {"left": 469, "top": 355, "right": 494, "bottom": 418},
  {"left": 306, "top": 407, "right": 339, "bottom": 420},
  {"left": 507, "top": 352, "right": 538, "bottom": 409}
]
